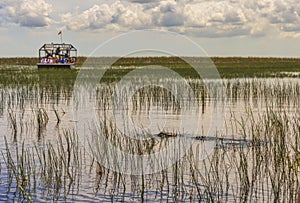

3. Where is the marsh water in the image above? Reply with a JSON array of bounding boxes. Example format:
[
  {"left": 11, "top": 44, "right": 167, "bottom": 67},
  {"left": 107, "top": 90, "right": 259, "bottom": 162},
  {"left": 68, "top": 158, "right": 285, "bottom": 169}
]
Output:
[{"left": 0, "top": 68, "right": 299, "bottom": 202}]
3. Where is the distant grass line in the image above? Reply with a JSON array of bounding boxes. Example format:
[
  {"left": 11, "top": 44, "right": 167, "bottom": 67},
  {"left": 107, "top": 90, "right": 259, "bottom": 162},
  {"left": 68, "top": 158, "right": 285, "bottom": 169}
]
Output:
[
  {"left": 0, "top": 57, "right": 88, "bottom": 67},
  {"left": 1, "top": 56, "right": 300, "bottom": 66},
  {"left": 0, "top": 57, "right": 38, "bottom": 66},
  {"left": 1, "top": 56, "right": 300, "bottom": 78}
]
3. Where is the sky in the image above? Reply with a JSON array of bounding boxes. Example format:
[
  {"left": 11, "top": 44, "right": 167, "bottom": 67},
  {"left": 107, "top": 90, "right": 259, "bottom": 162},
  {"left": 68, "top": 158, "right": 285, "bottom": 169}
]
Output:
[{"left": 1, "top": 0, "right": 300, "bottom": 57}]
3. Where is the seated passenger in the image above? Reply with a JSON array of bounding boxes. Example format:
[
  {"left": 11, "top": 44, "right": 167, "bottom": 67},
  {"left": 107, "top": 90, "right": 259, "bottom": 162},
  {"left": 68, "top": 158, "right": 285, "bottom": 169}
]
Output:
[
  {"left": 70, "top": 58, "right": 76, "bottom": 63},
  {"left": 49, "top": 57, "right": 54, "bottom": 64}
]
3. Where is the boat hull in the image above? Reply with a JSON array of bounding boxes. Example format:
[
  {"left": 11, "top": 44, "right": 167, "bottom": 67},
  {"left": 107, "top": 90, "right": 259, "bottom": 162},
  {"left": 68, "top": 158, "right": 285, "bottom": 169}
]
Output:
[{"left": 37, "top": 63, "right": 76, "bottom": 69}]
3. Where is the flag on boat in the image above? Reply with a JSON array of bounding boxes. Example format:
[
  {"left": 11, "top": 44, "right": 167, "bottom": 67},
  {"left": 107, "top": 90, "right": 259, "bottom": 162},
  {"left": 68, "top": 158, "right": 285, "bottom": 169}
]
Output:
[{"left": 58, "top": 31, "right": 62, "bottom": 35}]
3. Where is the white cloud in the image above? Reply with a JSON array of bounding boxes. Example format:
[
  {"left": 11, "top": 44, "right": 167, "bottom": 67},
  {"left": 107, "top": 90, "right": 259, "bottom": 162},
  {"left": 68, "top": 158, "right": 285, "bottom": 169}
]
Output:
[
  {"left": 0, "top": 3, "right": 5, "bottom": 26},
  {"left": 61, "top": 1, "right": 152, "bottom": 31},
  {"left": 151, "top": 1, "right": 184, "bottom": 27},
  {"left": 4, "top": 0, "right": 298, "bottom": 38},
  {"left": 111, "top": 1, "right": 152, "bottom": 27},
  {"left": 128, "top": 0, "right": 160, "bottom": 3},
  {"left": 4, "top": 0, "right": 53, "bottom": 27},
  {"left": 61, "top": 4, "right": 114, "bottom": 30}
]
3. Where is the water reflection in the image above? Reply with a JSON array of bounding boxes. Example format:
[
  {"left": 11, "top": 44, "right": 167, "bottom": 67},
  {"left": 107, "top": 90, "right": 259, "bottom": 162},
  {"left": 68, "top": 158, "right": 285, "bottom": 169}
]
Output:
[{"left": 0, "top": 69, "right": 299, "bottom": 202}]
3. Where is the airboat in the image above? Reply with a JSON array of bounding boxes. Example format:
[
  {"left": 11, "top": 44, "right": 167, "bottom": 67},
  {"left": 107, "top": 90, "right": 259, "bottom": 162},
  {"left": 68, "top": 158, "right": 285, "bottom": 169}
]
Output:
[{"left": 37, "top": 43, "right": 77, "bottom": 69}]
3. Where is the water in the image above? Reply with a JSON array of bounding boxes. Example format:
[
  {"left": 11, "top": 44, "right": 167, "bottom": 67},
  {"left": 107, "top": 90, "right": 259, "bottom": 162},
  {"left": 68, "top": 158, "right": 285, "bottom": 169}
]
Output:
[{"left": 0, "top": 68, "right": 299, "bottom": 202}]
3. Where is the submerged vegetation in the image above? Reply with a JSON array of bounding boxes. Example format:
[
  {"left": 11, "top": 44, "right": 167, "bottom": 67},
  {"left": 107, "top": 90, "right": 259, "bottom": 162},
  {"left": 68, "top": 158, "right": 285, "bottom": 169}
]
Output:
[
  {"left": 0, "top": 58, "right": 299, "bottom": 202},
  {"left": 2, "top": 107, "right": 300, "bottom": 202}
]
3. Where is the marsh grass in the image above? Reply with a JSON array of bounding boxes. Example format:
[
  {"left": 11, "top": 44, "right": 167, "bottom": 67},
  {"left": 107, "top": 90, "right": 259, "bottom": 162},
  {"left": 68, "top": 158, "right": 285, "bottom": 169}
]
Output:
[
  {"left": 8, "top": 109, "right": 18, "bottom": 141},
  {"left": 1, "top": 108, "right": 299, "bottom": 202},
  {"left": 0, "top": 66, "right": 299, "bottom": 202},
  {"left": 2, "top": 130, "right": 83, "bottom": 202},
  {"left": 37, "top": 108, "right": 48, "bottom": 138},
  {"left": 98, "top": 103, "right": 299, "bottom": 202},
  {"left": 1, "top": 56, "right": 300, "bottom": 78}
]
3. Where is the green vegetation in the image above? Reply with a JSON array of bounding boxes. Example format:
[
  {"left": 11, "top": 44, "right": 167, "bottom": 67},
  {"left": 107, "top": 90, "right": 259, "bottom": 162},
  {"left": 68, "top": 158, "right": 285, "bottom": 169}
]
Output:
[
  {"left": 0, "top": 56, "right": 299, "bottom": 202},
  {"left": 0, "top": 57, "right": 37, "bottom": 66},
  {"left": 0, "top": 77, "right": 299, "bottom": 202},
  {"left": 213, "top": 57, "right": 300, "bottom": 78},
  {"left": 0, "top": 56, "right": 300, "bottom": 78}
]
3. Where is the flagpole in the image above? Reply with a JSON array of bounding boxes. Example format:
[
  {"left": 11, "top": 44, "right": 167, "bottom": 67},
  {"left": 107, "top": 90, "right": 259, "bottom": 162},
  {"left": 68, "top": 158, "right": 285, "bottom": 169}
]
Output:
[{"left": 58, "top": 31, "right": 63, "bottom": 43}]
